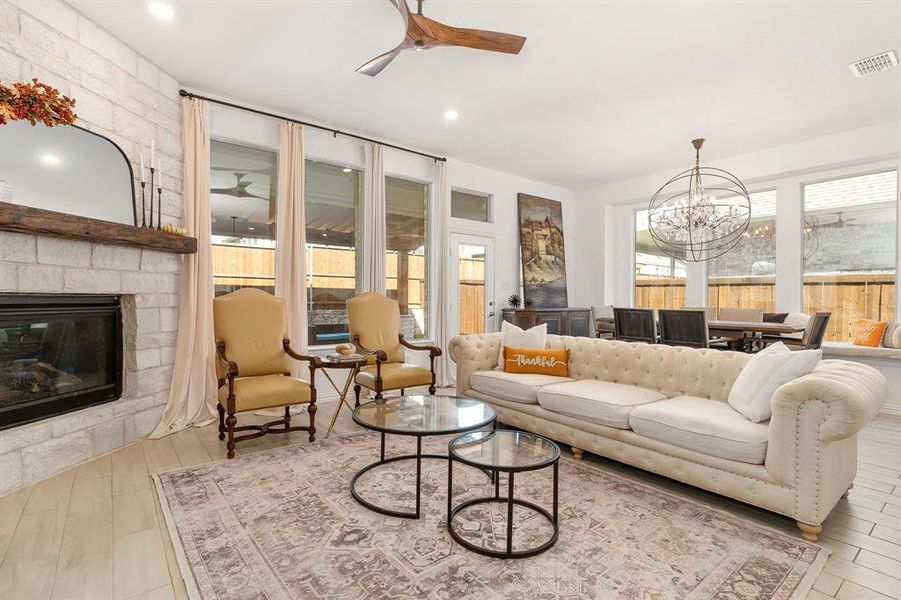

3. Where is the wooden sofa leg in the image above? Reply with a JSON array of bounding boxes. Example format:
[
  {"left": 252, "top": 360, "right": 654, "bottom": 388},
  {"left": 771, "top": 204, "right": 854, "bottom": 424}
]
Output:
[
  {"left": 217, "top": 403, "right": 225, "bottom": 440},
  {"left": 797, "top": 521, "right": 822, "bottom": 542},
  {"left": 226, "top": 412, "right": 237, "bottom": 459},
  {"left": 571, "top": 447, "right": 584, "bottom": 460},
  {"left": 842, "top": 483, "right": 854, "bottom": 498}
]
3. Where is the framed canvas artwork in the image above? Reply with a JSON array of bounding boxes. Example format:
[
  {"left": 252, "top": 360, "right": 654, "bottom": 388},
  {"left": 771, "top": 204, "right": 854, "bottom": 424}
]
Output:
[{"left": 517, "top": 193, "right": 568, "bottom": 308}]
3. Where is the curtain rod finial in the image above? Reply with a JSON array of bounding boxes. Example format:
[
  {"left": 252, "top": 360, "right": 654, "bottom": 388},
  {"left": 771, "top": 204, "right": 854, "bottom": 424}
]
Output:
[{"left": 178, "top": 89, "right": 189, "bottom": 97}]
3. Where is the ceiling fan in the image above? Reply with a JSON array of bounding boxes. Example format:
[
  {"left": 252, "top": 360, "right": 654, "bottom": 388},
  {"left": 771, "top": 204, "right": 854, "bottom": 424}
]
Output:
[
  {"left": 210, "top": 172, "right": 269, "bottom": 200},
  {"left": 357, "top": 0, "right": 526, "bottom": 76},
  {"left": 816, "top": 212, "right": 858, "bottom": 229}
]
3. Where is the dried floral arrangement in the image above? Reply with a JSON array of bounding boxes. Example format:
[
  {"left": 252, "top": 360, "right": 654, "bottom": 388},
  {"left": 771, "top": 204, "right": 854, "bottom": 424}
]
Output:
[{"left": 0, "top": 79, "right": 77, "bottom": 126}]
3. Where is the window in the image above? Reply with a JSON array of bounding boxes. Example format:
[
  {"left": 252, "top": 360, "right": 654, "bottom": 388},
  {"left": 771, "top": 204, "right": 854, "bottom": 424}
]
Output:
[
  {"left": 386, "top": 176, "right": 429, "bottom": 339},
  {"left": 210, "top": 140, "right": 277, "bottom": 296},
  {"left": 707, "top": 190, "right": 778, "bottom": 312},
  {"left": 634, "top": 208, "right": 686, "bottom": 309},
  {"left": 803, "top": 170, "right": 897, "bottom": 342},
  {"left": 451, "top": 189, "right": 490, "bottom": 222},
  {"left": 305, "top": 160, "right": 363, "bottom": 346}
]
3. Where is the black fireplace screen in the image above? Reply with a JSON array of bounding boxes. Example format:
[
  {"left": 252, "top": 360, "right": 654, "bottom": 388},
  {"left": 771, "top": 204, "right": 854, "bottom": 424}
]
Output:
[{"left": 0, "top": 295, "right": 123, "bottom": 430}]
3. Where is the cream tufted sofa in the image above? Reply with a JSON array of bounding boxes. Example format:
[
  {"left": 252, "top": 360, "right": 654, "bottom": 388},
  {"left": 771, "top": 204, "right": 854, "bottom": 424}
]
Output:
[{"left": 449, "top": 333, "right": 887, "bottom": 541}]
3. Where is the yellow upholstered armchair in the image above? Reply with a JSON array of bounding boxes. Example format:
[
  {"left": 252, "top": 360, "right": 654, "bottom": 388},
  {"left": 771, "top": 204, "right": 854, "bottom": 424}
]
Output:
[
  {"left": 347, "top": 292, "right": 441, "bottom": 404},
  {"left": 213, "top": 288, "right": 321, "bottom": 458}
]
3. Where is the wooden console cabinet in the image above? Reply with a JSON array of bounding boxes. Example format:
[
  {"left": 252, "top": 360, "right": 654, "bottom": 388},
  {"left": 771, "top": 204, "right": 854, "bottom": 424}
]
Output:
[{"left": 501, "top": 308, "right": 592, "bottom": 337}]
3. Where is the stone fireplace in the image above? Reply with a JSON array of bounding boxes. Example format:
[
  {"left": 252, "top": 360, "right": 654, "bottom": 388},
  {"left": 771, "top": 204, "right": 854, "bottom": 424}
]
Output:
[{"left": 0, "top": 0, "right": 184, "bottom": 495}]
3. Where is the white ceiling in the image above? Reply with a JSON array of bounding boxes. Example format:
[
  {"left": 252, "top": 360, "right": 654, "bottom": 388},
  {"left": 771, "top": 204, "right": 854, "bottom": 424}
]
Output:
[{"left": 71, "top": 0, "right": 901, "bottom": 189}]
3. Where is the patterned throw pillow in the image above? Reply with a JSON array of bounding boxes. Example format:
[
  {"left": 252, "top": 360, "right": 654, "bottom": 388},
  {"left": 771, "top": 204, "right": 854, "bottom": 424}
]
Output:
[
  {"left": 883, "top": 322, "right": 901, "bottom": 349},
  {"left": 852, "top": 319, "right": 888, "bottom": 347},
  {"left": 503, "top": 347, "right": 569, "bottom": 377}
]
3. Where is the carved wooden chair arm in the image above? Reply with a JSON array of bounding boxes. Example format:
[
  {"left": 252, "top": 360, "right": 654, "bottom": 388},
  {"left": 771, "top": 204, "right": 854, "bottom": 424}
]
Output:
[
  {"left": 216, "top": 342, "right": 239, "bottom": 379},
  {"left": 399, "top": 334, "right": 442, "bottom": 357},
  {"left": 283, "top": 339, "right": 324, "bottom": 369},
  {"left": 351, "top": 336, "right": 388, "bottom": 363}
]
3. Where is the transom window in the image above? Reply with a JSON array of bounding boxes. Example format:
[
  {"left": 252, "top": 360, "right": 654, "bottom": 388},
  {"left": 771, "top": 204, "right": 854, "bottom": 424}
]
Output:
[{"left": 451, "top": 189, "right": 491, "bottom": 222}]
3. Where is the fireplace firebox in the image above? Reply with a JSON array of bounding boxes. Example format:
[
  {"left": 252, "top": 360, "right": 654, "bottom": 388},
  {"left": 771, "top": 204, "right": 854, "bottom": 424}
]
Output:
[{"left": 0, "top": 294, "right": 123, "bottom": 430}]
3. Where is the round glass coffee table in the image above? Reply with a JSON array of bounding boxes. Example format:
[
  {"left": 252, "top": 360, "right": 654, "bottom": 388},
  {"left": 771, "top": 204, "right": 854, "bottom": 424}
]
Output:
[
  {"left": 351, "top": 395, "right": 496, "bottom": 519},
  {"left": 447, "top": 429, "right": 560, "bottom": 558}
]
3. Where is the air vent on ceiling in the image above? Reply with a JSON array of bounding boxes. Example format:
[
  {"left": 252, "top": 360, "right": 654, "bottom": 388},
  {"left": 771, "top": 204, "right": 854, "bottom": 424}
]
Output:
[{"left": 849, "top": 50, "right": 898, "bottom": 77}]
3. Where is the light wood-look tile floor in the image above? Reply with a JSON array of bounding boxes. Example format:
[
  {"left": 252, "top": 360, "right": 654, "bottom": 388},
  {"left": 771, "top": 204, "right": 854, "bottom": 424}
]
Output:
[{"left": 1, "top": 397, "right": 899, "bottom": 600}]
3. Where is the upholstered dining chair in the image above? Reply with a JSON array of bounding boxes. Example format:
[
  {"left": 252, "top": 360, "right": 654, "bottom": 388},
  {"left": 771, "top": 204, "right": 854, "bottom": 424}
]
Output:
[
  {"left": 613, "top": 307, "right": 657, "bottom": 343},
  {"left": 213, "top": 288, "right": 319, "bottom": 459},
  {"left": 758, "top": 311, "right": 831, "bottom": 350},
  {"left": 658, "top": 309, "right": 712, "bottom": 348},
  {"left": 346, "top": 292, "right": 441, "bottom": 404}
]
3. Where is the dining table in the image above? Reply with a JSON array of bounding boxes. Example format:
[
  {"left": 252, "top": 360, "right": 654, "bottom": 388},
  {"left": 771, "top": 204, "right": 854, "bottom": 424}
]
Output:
[{"left": 707, "top": 320, "right": 806, "bottom": 336}]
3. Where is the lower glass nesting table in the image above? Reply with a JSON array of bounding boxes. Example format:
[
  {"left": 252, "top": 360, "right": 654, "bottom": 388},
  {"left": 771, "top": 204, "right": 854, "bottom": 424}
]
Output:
[
  {"left": 351, "top": 395, "right": 496, "bottom": 519},
  {"left": 447, "top": 429, "right": 560, "bottom": 558}
]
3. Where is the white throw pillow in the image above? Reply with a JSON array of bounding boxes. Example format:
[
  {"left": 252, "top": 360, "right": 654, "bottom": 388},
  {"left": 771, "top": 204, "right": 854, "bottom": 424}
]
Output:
[
  {"left": 496, "top": 320, "right": 547, "bottom": 368},
  {"left": 728, "top": 342, "right": 822, "bottom": 422}
]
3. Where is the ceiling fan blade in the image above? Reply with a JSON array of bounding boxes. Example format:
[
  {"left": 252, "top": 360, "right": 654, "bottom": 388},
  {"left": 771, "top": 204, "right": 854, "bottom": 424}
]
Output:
[
  {"left": 356, "top": 46, "right": 403, "bottom": 76},
  {"left": 388, "top": 0, "right": 410, "bottom": 27},
  {"left": 210, "top": 187, "right": 239, "bottom": 195},
  {"left": 427, "top": 22, "right": 526, "bottom": 54}
]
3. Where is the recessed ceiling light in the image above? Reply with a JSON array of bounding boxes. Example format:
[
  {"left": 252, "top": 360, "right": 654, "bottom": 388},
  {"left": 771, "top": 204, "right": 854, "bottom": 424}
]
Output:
[
  {"left": 148, "top": 1, "right": 175, "bottom": 20},
  {"left": 342, "top": 167, "right": 352, "bottom": 173},
  {"left": 39, "top": 154, "right": 60, "bottom": 166},
  {"left": 248, "top": 227, "right": 256, "bottom": 231},
  {"left": 443, "top": 109, "right": 459, "bottom": 121}
]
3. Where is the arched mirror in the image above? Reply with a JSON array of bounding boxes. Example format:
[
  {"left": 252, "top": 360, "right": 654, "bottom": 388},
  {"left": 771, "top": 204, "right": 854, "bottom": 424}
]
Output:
[{"left": 0, "top": 121, "right": 136, "bottom": 225}]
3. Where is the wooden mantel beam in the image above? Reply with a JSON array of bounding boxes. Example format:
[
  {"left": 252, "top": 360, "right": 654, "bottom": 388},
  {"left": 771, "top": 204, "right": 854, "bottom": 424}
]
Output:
[{"left": 0, "top": 201, "right": 197, "bottom": 255}]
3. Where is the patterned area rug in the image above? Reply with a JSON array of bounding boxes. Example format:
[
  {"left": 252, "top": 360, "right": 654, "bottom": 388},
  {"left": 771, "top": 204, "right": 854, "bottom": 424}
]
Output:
[{"left": 155, "top": 431, "right": 828, "bottom": 599}]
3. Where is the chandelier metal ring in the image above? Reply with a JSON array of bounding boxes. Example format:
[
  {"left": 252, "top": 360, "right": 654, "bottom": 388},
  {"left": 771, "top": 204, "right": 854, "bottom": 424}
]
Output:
[{"left": 648, "top": 139, "right": 752, "bottom": 262}]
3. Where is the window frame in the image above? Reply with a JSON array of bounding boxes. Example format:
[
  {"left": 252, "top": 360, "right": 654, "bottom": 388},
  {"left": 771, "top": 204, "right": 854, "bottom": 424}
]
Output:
[
  {"left": 798, "top": 167, "right": 899, "bottom": 339},
  {"left": 385, "top": 171, "right": 433, "bottom": 341},
  {"left": 303, "top": 157, "right": 365, "bottom": 349}
]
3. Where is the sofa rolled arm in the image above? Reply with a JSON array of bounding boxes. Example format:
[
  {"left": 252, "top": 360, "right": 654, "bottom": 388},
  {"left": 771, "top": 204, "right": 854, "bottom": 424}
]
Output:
[
  {"left": 449, "top": 333, "right": 502, "bottom": 395},
  {"left": 766, "top": 359, "right": 887, "bottom": 507}
]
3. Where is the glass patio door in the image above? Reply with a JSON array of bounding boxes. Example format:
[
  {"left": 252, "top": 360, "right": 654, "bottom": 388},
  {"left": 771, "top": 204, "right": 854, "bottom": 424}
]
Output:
[{"left": 449, "top": 234, "right": 496, "bottom": 335}]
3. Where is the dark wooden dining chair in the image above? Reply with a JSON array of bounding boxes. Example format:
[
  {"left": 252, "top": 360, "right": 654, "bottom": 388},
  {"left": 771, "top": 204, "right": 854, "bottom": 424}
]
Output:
[
  {"left": 658, "top": 309, "right": 720, "bottom": 349},
  {"left": 613, "top": 307, "right": 657, "bottom": 343},
  {"left": 759, "top": 312, "right": 831, "bottom": 350}
]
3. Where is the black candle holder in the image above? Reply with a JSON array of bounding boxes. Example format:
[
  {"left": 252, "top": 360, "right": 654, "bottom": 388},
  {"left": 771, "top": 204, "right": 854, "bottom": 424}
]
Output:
[
  {"left": 139, "top": 181, "right": 147, "bottom": 227},
  {"left": 147, "top": 167, "right": 156, "bottom": 228},
  {"left": 156, "top": 186, "right": 162, "bottom": 230}
]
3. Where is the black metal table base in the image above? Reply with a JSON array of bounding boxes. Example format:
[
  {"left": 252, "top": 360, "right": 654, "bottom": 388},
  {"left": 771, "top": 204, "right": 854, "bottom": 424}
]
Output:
[
  {"left": 350, "top": 432, "right": 494, "bottom": 519},
  {"left": 447, "top": 461, "right": 559, "bottom": 559}
]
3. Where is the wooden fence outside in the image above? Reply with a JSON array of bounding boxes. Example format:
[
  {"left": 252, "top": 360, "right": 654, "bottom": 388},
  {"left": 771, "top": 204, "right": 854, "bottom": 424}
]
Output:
[{"left": 636, "top": 273, "right": 895, "bottom": 342}]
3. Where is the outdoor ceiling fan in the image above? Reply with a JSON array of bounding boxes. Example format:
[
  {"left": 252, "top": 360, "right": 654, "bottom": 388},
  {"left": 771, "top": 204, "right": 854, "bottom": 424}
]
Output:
[
  {"left": 357, "top": 0, "right": 526, "bottom": 76},
  {"left": 210, "top": 172, "right": 269, "bottom": 200}
]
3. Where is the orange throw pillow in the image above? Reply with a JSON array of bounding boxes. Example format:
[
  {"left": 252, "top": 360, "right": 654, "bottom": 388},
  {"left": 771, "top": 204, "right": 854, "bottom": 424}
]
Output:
[
  {"left": 503, "top": 346, "right": 569, "bottom": 377},
  {"left": 853, "top": 319, "right": 888, "bottom": 347}
]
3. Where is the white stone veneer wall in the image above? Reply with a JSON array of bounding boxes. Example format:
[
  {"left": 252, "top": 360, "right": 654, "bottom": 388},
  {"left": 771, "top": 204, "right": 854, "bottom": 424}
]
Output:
[{"left": 0, "top": 0, "right": 184, "bottom": 494}]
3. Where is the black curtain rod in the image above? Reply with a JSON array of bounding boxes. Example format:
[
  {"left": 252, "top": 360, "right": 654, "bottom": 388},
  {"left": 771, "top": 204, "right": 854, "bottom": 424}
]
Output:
[{"left": 179, "top": 89, "right": 447, "bottom": 163}]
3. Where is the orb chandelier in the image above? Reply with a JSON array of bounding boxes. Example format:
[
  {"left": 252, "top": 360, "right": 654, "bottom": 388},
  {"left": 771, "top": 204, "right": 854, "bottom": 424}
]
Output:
[{"left": 648, "top": 138, "right": 751, "bottom": 262}]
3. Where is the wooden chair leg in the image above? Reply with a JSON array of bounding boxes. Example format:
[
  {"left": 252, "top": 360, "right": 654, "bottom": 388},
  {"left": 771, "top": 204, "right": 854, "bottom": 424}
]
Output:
[
  {"left": 400, "top": 388, "right": 404, "bottom": 396},
  {"left": 308, "top": 401, "right": 317, "bottom": 442},
  {"left": 217, "top": 403, "right": 225, "bottom": 440},
  {"left": 284, "top": 405, "right": 291, "bottom": 430},
  {"left": 226, "top": 411, "right": 237, "bottom": 459},
  {"left": 428, "top": 384, "right": 436, "bottom": 394},
  {"left": 354, "top": 384, "right": 361, "bottom": 407}
]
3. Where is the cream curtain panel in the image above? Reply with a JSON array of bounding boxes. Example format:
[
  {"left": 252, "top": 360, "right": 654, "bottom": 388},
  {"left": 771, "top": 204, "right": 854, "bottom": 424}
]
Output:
[
  {"left": 275, "top": 122, "right": 308, "bottom": 376},
  {"left": 363, "top": 143, "right": 386, "bottom": 294},
  {"left": 434, "top": 160, "right": 453, "bottom": 387},
  {"left": 151, "top": 97, "right": 216, "bottom": 437}
]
